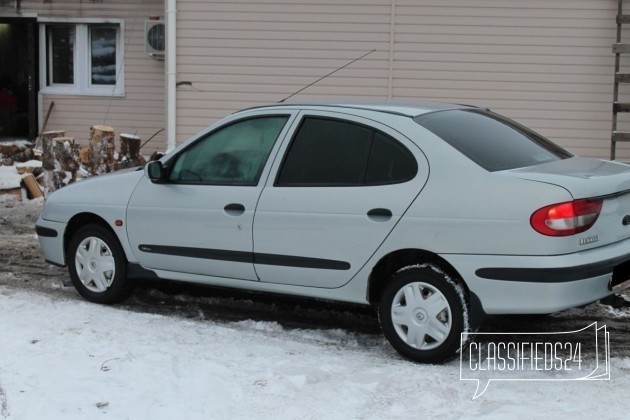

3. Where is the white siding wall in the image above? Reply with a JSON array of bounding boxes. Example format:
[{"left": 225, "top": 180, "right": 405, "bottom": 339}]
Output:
[
  {"left": 19, "top": 0, "right": 166, "bottom": 155},
  {"left": 176, "top": 0, "right": 621, "bottom": 159}
]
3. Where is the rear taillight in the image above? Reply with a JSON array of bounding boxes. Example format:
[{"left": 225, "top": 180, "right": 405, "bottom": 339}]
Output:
[{"left": 530, "top": 199, "right": 603, "bottom": 236}]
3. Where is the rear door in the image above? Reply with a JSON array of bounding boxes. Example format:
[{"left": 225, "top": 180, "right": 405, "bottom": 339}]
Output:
[{"left": 253, "top": 111, "right": 429, "bottom": 288}]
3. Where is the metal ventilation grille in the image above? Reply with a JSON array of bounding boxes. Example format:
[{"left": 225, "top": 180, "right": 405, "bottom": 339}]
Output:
[{"left": 145, "top": 20, "right": 165, "bottom": 54}]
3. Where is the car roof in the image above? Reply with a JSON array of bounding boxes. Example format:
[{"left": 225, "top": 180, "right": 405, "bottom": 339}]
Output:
[{"left": 240, "top": 101, "right": 484, "bottom": 118}]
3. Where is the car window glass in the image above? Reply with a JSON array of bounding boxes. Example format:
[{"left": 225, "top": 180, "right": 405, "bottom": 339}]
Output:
[
  {"left": 170, "top": 116, "right": 289, "bottom": 185},
  {"left": 415, "top": 109, "right": 572, "bottom": 171},
  {"left": 366, "top": 132, "right": 417, "bottom": 184},
  {"left": 277, "top": 117, "right": 372, "bottom": 186}
]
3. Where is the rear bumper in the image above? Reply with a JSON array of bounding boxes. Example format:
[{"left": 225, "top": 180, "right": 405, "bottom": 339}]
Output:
[
  {"left": 35, "top": 218, "right": 67, "bottom": 267},
  {"left": 442, "top": 238, "right": 630, "bottom": 315}
]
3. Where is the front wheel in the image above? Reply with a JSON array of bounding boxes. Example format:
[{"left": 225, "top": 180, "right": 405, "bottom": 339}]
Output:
[
  {"left": 68, "top": 224, "right": 133, "bottom": 304},
  {"left": 379, "top": 265, "right": 468, "bottom": 363}
]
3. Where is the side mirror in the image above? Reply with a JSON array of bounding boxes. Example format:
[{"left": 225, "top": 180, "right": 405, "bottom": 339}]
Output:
[{"left": 146, "top": 161, "right": 166, "bottom": 183}]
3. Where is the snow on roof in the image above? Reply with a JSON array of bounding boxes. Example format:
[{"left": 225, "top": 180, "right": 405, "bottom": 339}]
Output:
[{"left": 0, "top": 165, "right": 21, "bottom": 190}]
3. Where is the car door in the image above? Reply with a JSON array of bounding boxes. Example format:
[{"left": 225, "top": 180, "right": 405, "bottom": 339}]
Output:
[
  {"left": 253, "top": 111, "right": 429, "bottom": 288},
  {"left": 126, "top": 112, "right": 296, "bottom": 280}
]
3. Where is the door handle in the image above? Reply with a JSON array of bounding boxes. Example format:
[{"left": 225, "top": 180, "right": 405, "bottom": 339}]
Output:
[
  {"left": 367, "top": 208, "right": 392, "bottom": 222},
  {"left": 224, "top": 203, "right": 245, "bottom": 215}
]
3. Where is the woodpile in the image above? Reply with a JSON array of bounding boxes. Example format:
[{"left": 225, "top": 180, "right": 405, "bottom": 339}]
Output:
[
  {"left": 0, "top": 140, "right": 44, "bottom": 200},
  {"left": 0, "top": 156, "right": 44, "bottom": 201},
  {"left": 0, "top": 140, "right": 36, "bottom": 166},
  {"left": 1, "top": 124, "right": 154, "bottom": 201}
]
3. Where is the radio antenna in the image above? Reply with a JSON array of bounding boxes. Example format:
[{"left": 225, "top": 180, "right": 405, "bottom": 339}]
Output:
[{"left": 278, "top": 49, "right": 376, "bottom": 103}]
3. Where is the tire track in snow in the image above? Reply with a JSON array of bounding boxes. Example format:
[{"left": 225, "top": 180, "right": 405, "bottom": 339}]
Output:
[{"left": 0, "top": 382, "right": 8, "bottom": 419}]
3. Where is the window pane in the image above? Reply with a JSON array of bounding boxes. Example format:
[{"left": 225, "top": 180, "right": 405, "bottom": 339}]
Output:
[
  {"left": 366, "top": 132, "right": 417, "bottom": 184},
  {"left": 170, "top": 116, "right": 289, "bottom": 185},
  {"left": 90, "top": 27, "right": 117, "bottom": 85},
  {"left": 277, "top": 118, "right": 372, "bottom": 186},
  {"left": 48, "top": 26, "right": 74, "bottom": 84},
  {"left": 415, "top": 110, "right": 572, "bottom": 171}
]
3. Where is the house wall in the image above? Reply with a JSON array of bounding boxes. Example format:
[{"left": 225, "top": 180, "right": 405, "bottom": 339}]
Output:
[
  {"left": 176, "top": 0, "right": 624, "bottom": 159},
  {"left": 16, "top": 0, "right": 166, "bottom": 155}
]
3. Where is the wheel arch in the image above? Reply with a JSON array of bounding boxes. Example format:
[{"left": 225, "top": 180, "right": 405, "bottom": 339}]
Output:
[
  {"left": 367, "top": 248, "right": 486, "bottom": 328},
  {"left": 64, "top": 213, "right": 121, "bottom": 263}
]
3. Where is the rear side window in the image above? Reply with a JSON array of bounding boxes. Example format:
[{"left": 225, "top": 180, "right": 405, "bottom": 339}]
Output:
[
  {"left": 277, "top": 117, "right": 417, "bottom": 186},
  {"left": 367, "top": 132, "right": 418, "bottom": 185},
  {"left": 414, "top": 110, "right": 572, "bottom": 171}
]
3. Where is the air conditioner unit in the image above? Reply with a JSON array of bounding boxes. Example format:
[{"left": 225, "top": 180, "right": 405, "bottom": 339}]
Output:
[{"left": 145, "top": 20, "right": 165, "bottom": 55}]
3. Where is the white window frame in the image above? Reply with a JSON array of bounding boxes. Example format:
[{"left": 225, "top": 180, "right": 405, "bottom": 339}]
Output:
[{"left": 39, "top": 18, "right": 125, "bottom": 96}]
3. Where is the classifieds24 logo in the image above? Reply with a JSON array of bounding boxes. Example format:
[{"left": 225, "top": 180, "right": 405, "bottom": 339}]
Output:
[{"left": 460, "top": 322, "right": 610, "bottom": 399}]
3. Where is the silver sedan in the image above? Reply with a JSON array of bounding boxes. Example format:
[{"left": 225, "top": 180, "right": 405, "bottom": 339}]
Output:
[{"left": 36, "top": 102, "right": 630, "bottom": 362}]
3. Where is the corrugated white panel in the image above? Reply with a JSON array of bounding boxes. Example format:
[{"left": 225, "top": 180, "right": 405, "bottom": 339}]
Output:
[
  {"left": 19, "top": 0, "right": 166, "bottom": 155},
  {"left": 175, "top": 0, "right": 620, "bottom": 159},
  {"left": 394, "top": 0, "right": 617, "bottom": 158},
  {"left": 175, "top": 0, "right": 392, "bottom": 142}
]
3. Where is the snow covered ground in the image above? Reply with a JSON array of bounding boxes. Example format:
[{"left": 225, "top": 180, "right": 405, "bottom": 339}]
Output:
[
  {"left": 0, "top": 286, "right": 629, "bottom": 420},
  {"left": 2, "top": 201, "right": 630, "bottom": 419}
]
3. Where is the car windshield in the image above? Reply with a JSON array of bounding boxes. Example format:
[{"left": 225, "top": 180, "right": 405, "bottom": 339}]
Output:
[{"left": 414, "top": 109, "right": 572, "bottom": 171}]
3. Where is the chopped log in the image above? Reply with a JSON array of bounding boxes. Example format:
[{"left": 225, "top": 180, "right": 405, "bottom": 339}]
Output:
[
  {"left": 0, "top": 140, "right": 32, "bottom": 153},
  {"left": 116, "top": 133, "right": 146, "bottom": 170},
  {"left": 89, "top": 125, "right": 115, "bottom": 175},
  {"left": 149, "top": 151, "right": 164, "bottom": 161},
  {"left": 39, "top": 130, "right": 65, "bottom": 154},
  {"left": 41, "top": 135, "right": 79, "bottom": 195},
  {"left": 22, "top": 173, "right": 43, "bottom": 199},
  {"left": 45, "top": 170, "right": 71, "bottom": 194},
  {"left": 0, "top": 144, "right": 19, "bottom": 157},
  {"left": 41, "top": 131, "right": 65, "bottom": 171},
  {"left": 10, "top": 147, "right": 34, "bottom": 163},
  {"left": 79, "top": 147, "right": 91, "bottom": 164},
  {"left": 53, "top": 137, "right": 79, "bottom": 172},
  {"left": 15, "top": 160, "right": 43, "bottom": 176},
  {"left": 119, "top": 133, "right": 141, "bottom": 160}
]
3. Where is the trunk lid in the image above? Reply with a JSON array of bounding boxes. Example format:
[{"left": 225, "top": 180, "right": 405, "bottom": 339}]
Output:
[
  {"left": 503, "top": 157, "right": 630, "bottom": 249},
  {"left": 506, "top": 157, "right": 630, "bottom": 198}
]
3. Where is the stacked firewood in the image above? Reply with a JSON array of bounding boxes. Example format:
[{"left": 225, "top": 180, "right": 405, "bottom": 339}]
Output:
[
  {"left": 0, "top": 140, "right": 44, "bottom": 200},
  {"left": 1, "top": 126, "right": 151, "bottom": 200}
]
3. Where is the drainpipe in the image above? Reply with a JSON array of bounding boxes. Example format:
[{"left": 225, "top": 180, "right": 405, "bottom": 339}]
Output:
[{"left": 166, "top": 0, "right": 177, "bottom": 152}]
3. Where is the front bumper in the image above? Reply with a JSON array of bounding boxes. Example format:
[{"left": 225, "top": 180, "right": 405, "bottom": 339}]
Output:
[
  {"left": 35, "top": 218, "right": 67, "bottom": 266},
  {"left": 443, "top": 237, "right": 630, "bottom": 315}
]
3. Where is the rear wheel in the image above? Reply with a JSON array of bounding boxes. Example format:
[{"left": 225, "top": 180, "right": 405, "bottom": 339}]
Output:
[
  {"left": 379, "top": 265, "right": 467, "bottom": 363},
  {"left": 68, "top": 224, "right": 133, "bottom": 304}
]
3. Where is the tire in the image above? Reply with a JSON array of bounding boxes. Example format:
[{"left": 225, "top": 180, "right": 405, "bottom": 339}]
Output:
[
  {"left": 378, "top": 265, "right": 468, "bottom": 363},
  {"left": 68, "top": 224, "right": 133, "bottom": 304}
]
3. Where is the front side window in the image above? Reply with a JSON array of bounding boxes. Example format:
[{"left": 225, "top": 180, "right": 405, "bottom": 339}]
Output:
[
  {"left": 277, "top": 117, "right": 417, "bottom": 186},
  {"left": 42, "top": 22, "right": 123, "bottom": 95},
  {"left": 415, "top": 109, "right": 572, "bottom": 171},
  {"left": 170, "top": 116, "right": 289, "bottom": 185}
]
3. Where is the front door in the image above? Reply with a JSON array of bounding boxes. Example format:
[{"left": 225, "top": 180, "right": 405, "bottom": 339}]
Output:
[
  {"left": 126, "top": 113, "right": 294, "bottom": 281},
  {"left": 0, "top": 17, "right": 38, "bottom": 139}
]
